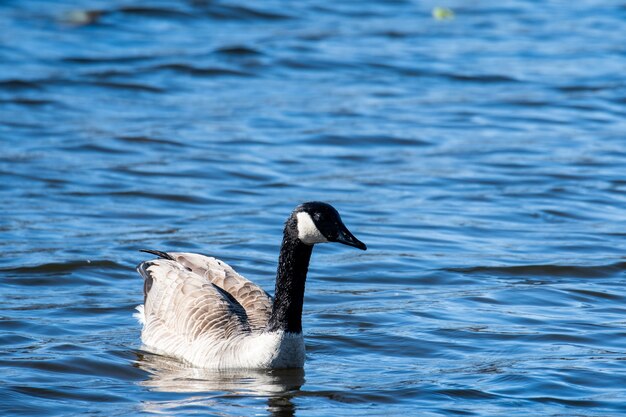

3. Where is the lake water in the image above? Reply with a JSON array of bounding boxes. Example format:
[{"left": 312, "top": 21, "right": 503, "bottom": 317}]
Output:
[{"left": 2, "top": 0, "right": 626, "bottom": 415}]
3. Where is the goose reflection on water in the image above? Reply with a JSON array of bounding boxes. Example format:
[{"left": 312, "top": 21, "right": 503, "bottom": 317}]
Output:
[{"left": 134, "top": 350, "right": 304, "bottom": 417}]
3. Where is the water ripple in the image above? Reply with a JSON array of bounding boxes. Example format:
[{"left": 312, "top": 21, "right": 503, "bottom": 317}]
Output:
[
  {"left": 447, "top": 262, "right": 626, "bottom": 278},
  {"left": 1, "top": 0, "right": 626, "bottom": 416}
]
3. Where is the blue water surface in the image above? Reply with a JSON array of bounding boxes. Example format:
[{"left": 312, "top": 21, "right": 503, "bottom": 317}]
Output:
[{"left": 1, "top": 0, "right": 626, "bottom": 416}]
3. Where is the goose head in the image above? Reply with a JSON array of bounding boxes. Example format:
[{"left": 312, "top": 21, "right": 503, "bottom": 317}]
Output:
[{"left": 293, "top": 202, "right": 367, "bottom": 250}]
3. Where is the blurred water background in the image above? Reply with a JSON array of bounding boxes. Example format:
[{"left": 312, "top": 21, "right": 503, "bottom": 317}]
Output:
[{"left": 1, "top": 0, "right": 626, "bottom": 415}]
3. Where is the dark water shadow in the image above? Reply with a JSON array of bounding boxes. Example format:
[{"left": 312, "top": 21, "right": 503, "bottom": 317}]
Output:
[{"left": 134, "top": 351, "right": 304, "bottom": 417}]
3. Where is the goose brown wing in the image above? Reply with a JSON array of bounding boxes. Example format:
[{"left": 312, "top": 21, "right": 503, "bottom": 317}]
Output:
[
  {"left": 166, "top": 252, "right": 273, "bottom": 331},
  {"left": 138, "top": 259, "right": 250, "bottom": 350},
  {"left": 140, "top": 251, "right": 273, "bottom": 331}
]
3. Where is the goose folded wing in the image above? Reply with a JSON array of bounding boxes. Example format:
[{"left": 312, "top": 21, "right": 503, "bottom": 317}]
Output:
[
  {"left": 164, "top": 252, "right": 273, "bottom": 331},
  {"left": 138, "top": 259, "right": 251, "bottom": 345}
]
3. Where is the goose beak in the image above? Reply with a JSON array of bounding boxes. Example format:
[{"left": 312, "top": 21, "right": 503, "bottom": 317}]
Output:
[{"left": 334, "top": 225, "right": 367, "bottom": 251}]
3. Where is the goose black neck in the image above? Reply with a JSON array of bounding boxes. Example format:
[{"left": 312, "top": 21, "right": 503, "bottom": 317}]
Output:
[{"left": 266, "top": 219, "right": 313, "bottom": 334}]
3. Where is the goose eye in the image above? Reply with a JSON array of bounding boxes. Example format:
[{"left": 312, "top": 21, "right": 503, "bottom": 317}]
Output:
[{"left": 313, "top": 213, "right": 321, "bottom": 221}]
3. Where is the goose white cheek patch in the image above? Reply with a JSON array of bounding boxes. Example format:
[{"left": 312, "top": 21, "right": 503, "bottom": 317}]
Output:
[{"left": 296, "top": 212, "right": 328, "bottom": 244}]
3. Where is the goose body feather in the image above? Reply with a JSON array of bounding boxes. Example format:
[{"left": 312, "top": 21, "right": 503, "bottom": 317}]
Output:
[{"left": 137, "top": 252, "right": 305, "bottom": 369}]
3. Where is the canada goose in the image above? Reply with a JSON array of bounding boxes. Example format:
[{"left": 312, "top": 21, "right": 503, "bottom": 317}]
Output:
[{"left": 135, "top": 202, "right": 366, "bottom": 369}]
